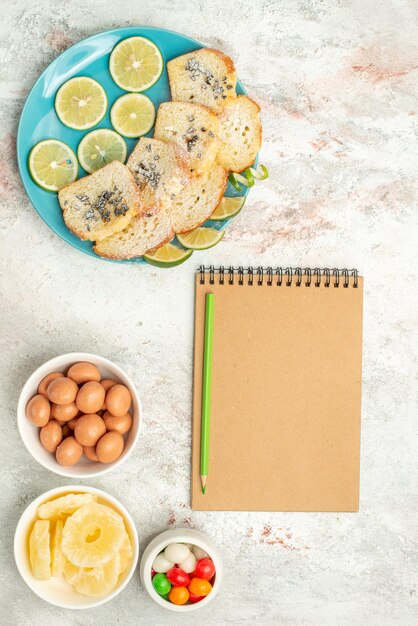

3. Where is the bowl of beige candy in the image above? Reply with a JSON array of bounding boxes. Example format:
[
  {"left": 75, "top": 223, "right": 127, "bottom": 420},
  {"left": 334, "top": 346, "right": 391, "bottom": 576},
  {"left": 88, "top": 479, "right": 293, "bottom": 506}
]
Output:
[{"left": 17, "top": 353, "right": 141, "bottom": 477}]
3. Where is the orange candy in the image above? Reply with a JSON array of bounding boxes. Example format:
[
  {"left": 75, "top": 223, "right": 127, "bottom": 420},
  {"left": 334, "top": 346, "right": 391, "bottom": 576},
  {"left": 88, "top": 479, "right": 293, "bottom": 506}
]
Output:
[
  {"left": 168, "top": 586, "right": 189, "bottom": 605},
  {"left": 188, "top": 577, "right": 212, "bottom": 597}
]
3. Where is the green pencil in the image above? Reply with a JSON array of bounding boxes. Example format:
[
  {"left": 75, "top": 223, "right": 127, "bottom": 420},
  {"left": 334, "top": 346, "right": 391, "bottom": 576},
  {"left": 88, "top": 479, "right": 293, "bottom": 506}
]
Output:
[{"left": 200, "top": 292, "right": 215, "bottom": 494}]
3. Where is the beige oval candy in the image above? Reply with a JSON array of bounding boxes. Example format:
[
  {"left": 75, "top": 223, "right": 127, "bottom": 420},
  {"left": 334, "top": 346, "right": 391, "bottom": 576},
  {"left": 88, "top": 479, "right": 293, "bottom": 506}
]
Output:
[
  {"left": 103, "top": 411, "right": 132, "bottom": 435},
  {"left": 84, "top": 446, "right": 99, "bottom": 462},
  {"left": 38, "top": 372, "right": 63, "bottom": 396},
  {"left": 40, "top": 420, "right": 63, "bottom": 453},
  {"left": 26, "top": 395, "right": 51, "bottom": 427},
  {"left": 67, "top": 417, "right": 79, "bottom": 430},
  {"left": 74, "top": 413, "right": 106, "bottom": 447},
  {"left": 51, "top": 402, "right": 78, "bottom": 422},
  {"left": 105, "top": 384, "right": 132, "bottom": 417},
  {"left": 100, "top": 379, "right": 118, "bottom": 410},
  {"left": 47, "top": 377, "right": 78, "bottom": 405},
  {"left": 96, "top": 431, "right": 124, "bottom": 463},
  {"left": 76, "top": 381, "right": 105, "bottom": 414},
  {"left": 55, "top": 436, "right": 83, "bottom": 466},
  {"left": 67, "top": 362, "right": 101, "bottom": 384}
]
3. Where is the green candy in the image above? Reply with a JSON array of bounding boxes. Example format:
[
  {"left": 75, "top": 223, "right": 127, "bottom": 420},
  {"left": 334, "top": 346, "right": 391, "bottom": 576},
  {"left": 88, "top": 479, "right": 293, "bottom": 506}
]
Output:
[{"left": 152, "top": 573, "right": 171, "bottom": 596}]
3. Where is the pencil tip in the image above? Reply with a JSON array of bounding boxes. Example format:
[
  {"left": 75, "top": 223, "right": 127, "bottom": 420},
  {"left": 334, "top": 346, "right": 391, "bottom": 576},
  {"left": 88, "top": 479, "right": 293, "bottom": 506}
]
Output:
[{"left": 202, "top": 486, "right": 206, "bottom": 494}]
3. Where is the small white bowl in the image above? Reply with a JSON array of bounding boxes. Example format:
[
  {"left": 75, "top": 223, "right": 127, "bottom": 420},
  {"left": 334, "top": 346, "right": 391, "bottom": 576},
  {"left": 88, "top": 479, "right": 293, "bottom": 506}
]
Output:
[
  {"left": 14, "top": 485, "right": 139, "bottom": 609},
  {"left": 140, "top": 528, "right": 223, "bottom": 612},
  {"left": 17, "top": 352, "right": 141, "bottom": 478}
]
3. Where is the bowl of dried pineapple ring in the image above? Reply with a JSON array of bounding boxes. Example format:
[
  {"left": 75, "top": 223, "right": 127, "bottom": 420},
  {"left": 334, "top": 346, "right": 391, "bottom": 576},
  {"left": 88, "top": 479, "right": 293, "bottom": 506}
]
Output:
[{"left": 14, "top": 485, "right": 139, "bottom": 608}]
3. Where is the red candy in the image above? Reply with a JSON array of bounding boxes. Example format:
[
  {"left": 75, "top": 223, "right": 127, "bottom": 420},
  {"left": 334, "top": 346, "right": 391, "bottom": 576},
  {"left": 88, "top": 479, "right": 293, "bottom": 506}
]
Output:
[
  {"left": 189, "top": 592, "right": 205, "bottom": 603},
  {"left": 167, "top": 567, "right": 190, "bottom": 587},
  {"left": 195, "top": 558, "right": 216, "bottom": 581}
]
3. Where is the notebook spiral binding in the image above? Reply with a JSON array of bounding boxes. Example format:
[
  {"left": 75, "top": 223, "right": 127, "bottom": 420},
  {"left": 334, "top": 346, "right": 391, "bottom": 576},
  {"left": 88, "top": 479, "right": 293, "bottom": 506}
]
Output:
[{"left": 199, "top": 266, "right": 359, "bottom": 288}]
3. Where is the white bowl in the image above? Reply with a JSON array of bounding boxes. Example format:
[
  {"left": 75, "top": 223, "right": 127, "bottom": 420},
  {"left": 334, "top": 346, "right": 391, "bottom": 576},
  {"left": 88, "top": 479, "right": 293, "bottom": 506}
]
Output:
[
  {"left": 140, "top": 529, "right": 223, "bottom": 612},
  {"left": 14, "top": 485, "right": 139, "bottom": 609},
  {"left": 17, "top": 352, "right": 141, "bottom": 478}
]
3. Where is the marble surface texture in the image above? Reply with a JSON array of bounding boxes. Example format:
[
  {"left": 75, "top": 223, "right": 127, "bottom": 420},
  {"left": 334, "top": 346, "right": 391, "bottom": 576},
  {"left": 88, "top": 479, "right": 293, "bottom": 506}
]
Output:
[{"left": 0, "top": 1, "right": 417, "bottom": 624}]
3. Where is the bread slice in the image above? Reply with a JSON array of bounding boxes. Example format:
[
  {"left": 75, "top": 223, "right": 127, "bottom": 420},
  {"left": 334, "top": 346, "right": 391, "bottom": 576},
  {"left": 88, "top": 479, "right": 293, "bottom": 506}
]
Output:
[
  {"left": 59, "top": 162, "right": 141, "bottom": 241},
  {"left": 154, "top": 102, "right": 220, "bottom": 175},
  {"left": 216, "top": 96, "right": 262, "bottom": 172},
  {"left": 168, "top": 164, "right": 228, "bottom": 233},
  {"left": 167, "top": 48, "right": 237, "bottom": 113},
  {"left": 127, "top": 138, "right": 191, "bottom": 207},
  {"left": 93, "top": 203, "right": 173, "bottom": 260}
]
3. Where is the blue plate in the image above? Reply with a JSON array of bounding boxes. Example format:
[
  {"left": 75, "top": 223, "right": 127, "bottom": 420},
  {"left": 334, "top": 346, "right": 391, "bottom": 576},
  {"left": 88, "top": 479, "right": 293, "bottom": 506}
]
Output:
[{"left": 17, "top": 26, "right": 252, "bottom": 264}]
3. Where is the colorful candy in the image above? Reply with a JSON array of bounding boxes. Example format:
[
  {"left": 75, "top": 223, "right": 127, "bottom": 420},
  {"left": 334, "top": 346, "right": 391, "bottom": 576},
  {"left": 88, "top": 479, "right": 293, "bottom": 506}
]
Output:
[
  {"left": 195, "top": 557, "right": 216, "bottom": 581},
  {"left": 152, "top": 552, "right": 174, "bottom": 573},
  {"left": 168, "top": 586, "right": 190, "bottom": 605},
  {"left": 188, "top": 577, "right": 212, "bottom": 597},
  {"left": 167, "top": 567, "right": 190, "bottom": 587},
  {"left": 164, "top": 543, "right": 190, "bottom": 564},
  {"left": 151, "top": 542, "right": 216, "bottom": 606},
  {"left": 179, "top": 551, "right": 196, "bottom": 574},
  {"left": 152, "top": 573, "right": 171, "bottom": 596}
]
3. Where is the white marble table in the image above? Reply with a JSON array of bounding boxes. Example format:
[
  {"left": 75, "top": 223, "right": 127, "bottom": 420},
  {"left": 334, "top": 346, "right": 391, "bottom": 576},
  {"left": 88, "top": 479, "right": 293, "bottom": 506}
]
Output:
[{"left": 1, "top": 1, "right": 417, "bottom": 624}]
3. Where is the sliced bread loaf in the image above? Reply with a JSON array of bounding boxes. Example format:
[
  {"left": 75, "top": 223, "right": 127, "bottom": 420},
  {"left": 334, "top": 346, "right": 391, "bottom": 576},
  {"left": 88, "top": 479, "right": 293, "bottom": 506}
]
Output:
[
  {"left": 154, "top": 102, "right": 220, "bottom": 175},
  {"left": 216, "top": 95, "right": 262, "bottom": 172},
  {"left": 58, "top": 161, "right": 141, "bottom": 241},
  {"left": 93, "top": 203, "right": 174, "bottom": 260},
  {"left": 167, "top": 164, "right": 228, "bottom": 234},
  {"left": 127, "top": 138, "right": 191, "bottom": 207},
  {"left": 167, "top": 48, "right": 237, "bottom": 113}
]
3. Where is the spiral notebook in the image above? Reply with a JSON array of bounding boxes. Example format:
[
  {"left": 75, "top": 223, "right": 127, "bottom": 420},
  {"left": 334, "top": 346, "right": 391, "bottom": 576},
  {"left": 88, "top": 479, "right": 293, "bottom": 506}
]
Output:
[{"left": 192, "top": 266, "right": 364, "bottom": 512}]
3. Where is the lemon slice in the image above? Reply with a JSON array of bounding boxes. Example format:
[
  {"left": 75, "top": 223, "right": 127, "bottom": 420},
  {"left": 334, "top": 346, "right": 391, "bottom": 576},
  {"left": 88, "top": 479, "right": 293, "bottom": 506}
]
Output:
[
  {"left": 143, "top": 243, "right": 193, "bottom": 267},
  {"left": 110, "top": 93, "right": 155, "bottom": 138},
  {"left": 77, "top": 129, "right": 127, "bottom": 173},
  {"left": 28, "top": 140, "right": 78, "bottom": 192},
  {"left": 30, "top": 520, "right": 51, "bottom": 580},
  {"left": 177, "top": 227, "right": 225, "bottom": 250},
  {"left": 55, "top": 77, "right": 107, "bottom": 130},
  {"left": 109, "top": 36, "right": 163, "bottom": 92},
  {"left": 211, "top": 196, "right": 246, "bottom": 220}
]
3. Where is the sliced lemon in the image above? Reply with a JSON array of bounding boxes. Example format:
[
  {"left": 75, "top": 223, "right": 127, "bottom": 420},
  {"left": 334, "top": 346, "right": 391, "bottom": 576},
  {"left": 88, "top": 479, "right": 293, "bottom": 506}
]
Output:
[
  {"left": 211, "top": 196, "right": 245, "bottom": 220},
  {"left": 28, "top": 140, "right": 78, "bottom": 192},
  {"left": 55, "top": 77, "right": 107, "bottom": 130},
  {"left": 110, "top": 93, "right": 155, "bottom": 138},
  {"left": 109, "top": 36, "right": 163, "bottom": 92},
  {"left": 37, "top": 493, "right": 97, "bottom": 521},
  {"left": 51, "top": 519, "right": 65, "bottom": 576},
  {"left": 30, "top": 520, "right": 51, "bottom": 580},
  {"left": 64, "top": 553, "right": 121, "bottom": 598},
  {"left": 144, "top": 243, "right": 193, "bottom": 267},
  {"left": 61, "top": 502, "right": 125, "bottom": 567},
  {"left": 177, "top": 227, "right": 225, "bottom": 250},
  {"left": 77, "top": 129, "right": 127, "bottom": 173}
]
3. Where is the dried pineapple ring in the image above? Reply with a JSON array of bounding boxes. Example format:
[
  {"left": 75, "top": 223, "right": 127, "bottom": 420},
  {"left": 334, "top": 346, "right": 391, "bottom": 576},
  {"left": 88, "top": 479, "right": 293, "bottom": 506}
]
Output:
[
  {"left": 64, "top": 553, "right": 121, "bottom": 597},
  {"left": 118, "top": 531, "right": 133, "bottom": 573},
  {"left": 61, "top": 502, "right": 125, "bottom": 567},
  {"left": 37, "top": 493, "right": 97, "bottom": 521},
  {"left": 30, "top": 520, "right": 51, "bottom": 580},
  {"left": 51, "top": 519, "right": 65, "bottom": 576}
]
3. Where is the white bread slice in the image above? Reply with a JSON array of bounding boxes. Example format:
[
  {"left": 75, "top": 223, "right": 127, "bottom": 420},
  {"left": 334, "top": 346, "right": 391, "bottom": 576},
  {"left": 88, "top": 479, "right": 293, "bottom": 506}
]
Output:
[
  {"left": 93, "top": 203, "right": 173, "bottom": 260},
  {"left": 127, "top": 138, "right": 191, "bottom": 207},
  {"left": 168, "top": 164, "right": 228, "bottom": 234},
  {"left": 154, "top": 102, "right": 220, "bottom": 175},
  {"left": 216, "top": 95, "right": 262, "bottom": 172},
  {"left": 59, "top": 161, "right": 141, "bottom": 241},
  {"left": 167, "top": 48, "right": 237, "bottom": 113}
]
